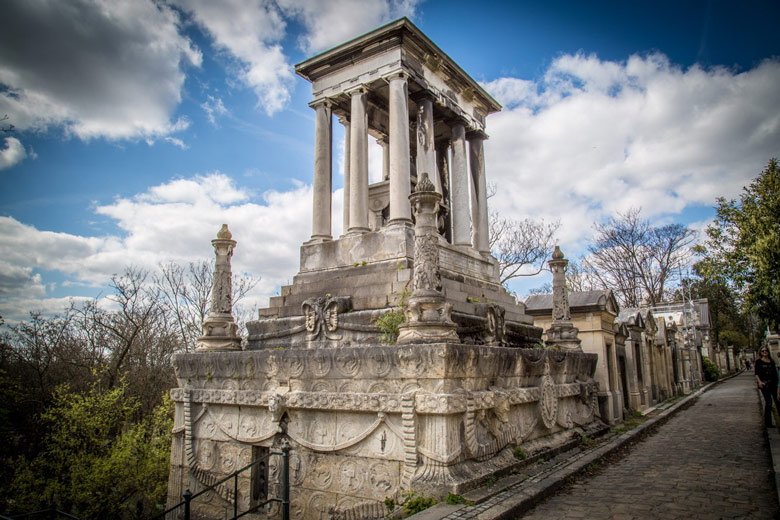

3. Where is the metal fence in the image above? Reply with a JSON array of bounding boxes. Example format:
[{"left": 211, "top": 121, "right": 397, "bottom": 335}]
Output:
[
  {"left": 153, "top": 442, "right": 290, "bottom": 520},
  {"left": 0, "top": 510, "right": 82, "bottom": 520}
]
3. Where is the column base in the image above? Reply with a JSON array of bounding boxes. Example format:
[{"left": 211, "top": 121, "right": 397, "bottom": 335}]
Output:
[
  {"left": 305, "top": 235, "right": 332, "bottom": 244},
  {"left": 346, "top": 227, "right": 370, "bottom": 236},
  {"left": 387, "top": 218, "right": 412, "bottom": 228}
]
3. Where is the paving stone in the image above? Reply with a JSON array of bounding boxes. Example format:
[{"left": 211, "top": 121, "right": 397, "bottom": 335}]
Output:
[{"left": 519, "top": 373, "right": 778, "bottom": 519}]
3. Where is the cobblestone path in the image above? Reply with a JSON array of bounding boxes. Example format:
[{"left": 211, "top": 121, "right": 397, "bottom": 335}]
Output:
[{"left": 520, "top": 372, "right": 778, "bottom": 519}]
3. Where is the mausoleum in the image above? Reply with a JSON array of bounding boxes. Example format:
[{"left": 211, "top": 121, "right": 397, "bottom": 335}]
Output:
[{"left": 166, "top": 18, "right": 604, "bottom": 520}]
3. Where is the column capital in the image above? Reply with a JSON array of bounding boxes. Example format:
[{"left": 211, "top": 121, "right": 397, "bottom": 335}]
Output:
[
  {"left": 337, "top": 115, "right": 350, "bottom": 126},
  {"left": 445, "top": 116, "right": 469, "bottom": 131},
  {"left": 309, "top": 98, "right": 333, "bottom": 109},
  {"left": 409, "top": 90, "right": 437, "bottom": 104},
  {"left": 382, "top": 70, "right": 409, "bottom": 83},
  {"left": 466, "top": 129, "right": 489, "bottom": 141},
  {"left": 345, "top": 84, "right": 369, "bottom": 97}
]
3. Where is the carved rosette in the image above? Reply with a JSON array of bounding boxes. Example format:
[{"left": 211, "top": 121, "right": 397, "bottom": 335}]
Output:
[
  {"left": 198, "top": 224, "right": 241, "bottom": 351},
  {"left": 397, "top": 173, "right": 459, "bottom": 344}
]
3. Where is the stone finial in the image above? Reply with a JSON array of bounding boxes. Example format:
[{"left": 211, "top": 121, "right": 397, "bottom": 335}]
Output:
[
  {"left": 397, "top": 173, "right": 459, "bottom": 344},
  {"left": 545, "top": 246, "right": 581, "bottom": 352},
  {"left": 197, "top": 225, "right": 241, "bottom": 351},
  {"left": 415, "top": 172, "right": 436, "bottom": 193},
  {"left": 217, "top": 223, "right": 232, "bottom": 240}
]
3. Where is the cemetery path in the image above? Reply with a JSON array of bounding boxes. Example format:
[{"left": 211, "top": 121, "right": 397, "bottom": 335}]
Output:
[{"left": 517, "top": 371, "right": 778, "bottom": 519}]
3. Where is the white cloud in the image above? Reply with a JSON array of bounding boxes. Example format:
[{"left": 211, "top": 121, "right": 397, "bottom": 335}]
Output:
[
  {"left": 175, "top": 0, "right": 420, "bottom": 115},
  {"left": 164, "top": 136, "right": 189, "bottom": 149},
  {"left": 279, "top": 0, "right": 420, "bottom": 54},
  {"left": 482, "top": 53, "right": 780, "bottom": 255},
  {"left": 201, "top": 95, "right": 228, "bottom": 125},
  {"left": 0, "top": 0, "right": 201, "bottom": 141},
  {"left": 0, "top": 174, "right": 316, "bottom": 321},
  {"left": 0, "top": 137, "right": 26, "bottom": 169},
  {"left": 173, "top": 0, "right": 294, "bottom": 115}
]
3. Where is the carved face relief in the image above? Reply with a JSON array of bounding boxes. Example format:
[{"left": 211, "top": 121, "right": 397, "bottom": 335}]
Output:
[{"left": 268, "top": 394, "right": 286, "bottom": 423}]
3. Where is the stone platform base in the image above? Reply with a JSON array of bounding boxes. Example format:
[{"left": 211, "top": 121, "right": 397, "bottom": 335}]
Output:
[{"left": 167, "top": 344, "right": 602, "bottom": 519}]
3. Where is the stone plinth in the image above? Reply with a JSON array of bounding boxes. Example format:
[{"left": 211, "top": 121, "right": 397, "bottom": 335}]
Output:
[
  {"left": 168, "top": 344, "right": 601, "bottom": 519},
  {"left": 198, "top": 224, "right": 241, "bottom": 352}
]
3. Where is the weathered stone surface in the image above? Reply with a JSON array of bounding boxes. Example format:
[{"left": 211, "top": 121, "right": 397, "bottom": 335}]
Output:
[
  {"left": 197, "top": 224, "right": 241, "bottom": 352},
  {"left": 169, "top": 18, "right": 599, "bottom": 520},
  {"left": 169, "top": 345, "right": 600, "bottom": 519}
]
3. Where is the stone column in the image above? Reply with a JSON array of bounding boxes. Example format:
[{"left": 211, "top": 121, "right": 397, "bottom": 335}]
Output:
[
  {"left": 348, "top": 88, "right": 369, "bottom": 233},
  {"left": 468, "top": 134, "right": 490, "bottom": 253},
  {"left": 379, "top": 137, "right": 390, "bottom": 181},
  {"left": 387, "top": 73, "right": 412, "bottom": 226},
  {"left": 416, "top": 96, "right": 439, "bottom": 192},
  {"left": 436, "top": 141, "right": 452, "bottom": 243},
  {"left": 310, "top": 100, "right": 332, "bottom": 241},
  {"left": 450, "top": 122, "right": 470, "bottom": 245},
  {"left": 545, "top": 246, "right": 582, "bottom": 351},
  {"left": 197, "top": 224, "right": 241, "bottom": 351},
  {"left": 339, "top": 116, "right": 351, "bottom": 234},
  {"left": 397, "top": 173, "right": 459, "bottom": 344}
]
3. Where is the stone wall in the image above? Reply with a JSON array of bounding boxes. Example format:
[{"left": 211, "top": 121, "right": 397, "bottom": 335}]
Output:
[{"left": 168, "top": 344, "right": 601, "bottom": 519}]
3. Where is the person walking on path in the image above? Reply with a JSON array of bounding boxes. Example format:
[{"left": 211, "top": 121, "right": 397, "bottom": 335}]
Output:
[{"left": 755, "top": 346, "right": 780, "bottom": 427}]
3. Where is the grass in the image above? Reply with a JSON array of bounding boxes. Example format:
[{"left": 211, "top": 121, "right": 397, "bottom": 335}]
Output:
[{"left": 611, "top": 409, "right": 648, "bottom": 434}]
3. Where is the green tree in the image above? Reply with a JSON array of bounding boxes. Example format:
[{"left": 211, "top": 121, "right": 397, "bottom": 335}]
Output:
[
  {"left": 698, "top": 159, "right": 780, "bottom": 330},
  {"left": 7, "top": 380, "right": 172, "bottom": 519}
]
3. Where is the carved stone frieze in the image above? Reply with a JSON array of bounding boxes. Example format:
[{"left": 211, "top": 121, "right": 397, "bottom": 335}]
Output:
[{"left": 173, "top": 347, "right": 601, "bottom": 519}]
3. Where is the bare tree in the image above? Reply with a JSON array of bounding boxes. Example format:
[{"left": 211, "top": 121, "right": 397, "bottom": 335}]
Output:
[
  {"left": 156, "top": 260, "right": 259, "bottom": 352},
  {"left": 583, "top": 208, "right": 696, "bottom": 307},
  {"left": 489, "top": 214, "right": 560, "bottom": 286},
  {"left": 565, "top": 258, "right": 598, "bottom": 293}
]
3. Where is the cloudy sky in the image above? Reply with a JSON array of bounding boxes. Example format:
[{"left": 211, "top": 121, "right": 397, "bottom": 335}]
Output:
[{"left": 1, "top": 0, "right": 779, "bottom": 322}]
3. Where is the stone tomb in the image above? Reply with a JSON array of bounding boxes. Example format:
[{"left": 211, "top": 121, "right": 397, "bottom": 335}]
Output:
[
  {"left": 167, "top": 18, "right": 603, "bottom": 520},
  {"left": 169, "top": 346, "right": 600, "bottom": 519}
]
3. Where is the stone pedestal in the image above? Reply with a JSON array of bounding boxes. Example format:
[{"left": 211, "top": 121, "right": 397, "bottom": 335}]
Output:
[
  {"left": 197, "top": 225, "right": 241, "bottom": 352},
  {"left": 168, "top": 345, "right": 601, "bottom": 520},
  {"left": 545, "top": 246, "right": 582, "bottom": 352},
  {"left": 397, "top": 173, "right": 459, "bottom": 344}
]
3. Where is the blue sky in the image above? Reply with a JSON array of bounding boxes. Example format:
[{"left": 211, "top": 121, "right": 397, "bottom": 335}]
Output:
[{"left": 1, "top": 0, "right": 779, "bottom": 321}]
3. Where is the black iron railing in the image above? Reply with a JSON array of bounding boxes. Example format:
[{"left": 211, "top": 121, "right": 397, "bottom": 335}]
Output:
[
  {"left": 1, "top": 509, "right": 82, "bottom": 520},
  {"left": 153, "top": 442, "right": 290, "bottom": 520}
]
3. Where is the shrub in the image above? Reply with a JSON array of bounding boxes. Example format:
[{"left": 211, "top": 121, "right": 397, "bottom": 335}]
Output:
[
  {"left": 445, "top": 493, "right": 471, "bottom": 505},
  {"left": 702, "top": 356, "right": 721, "bottom": 382},
  {"left": 375, "top": 309, "right": 405, "bottom": 344}
]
